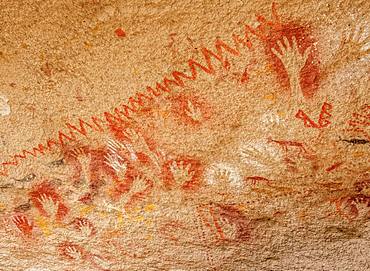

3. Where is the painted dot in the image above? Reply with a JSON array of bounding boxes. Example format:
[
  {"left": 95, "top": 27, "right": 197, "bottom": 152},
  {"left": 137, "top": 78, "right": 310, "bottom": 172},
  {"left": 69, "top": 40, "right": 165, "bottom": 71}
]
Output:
[{"left": 115, "top": 28, "right": 126, "bottom": 38}]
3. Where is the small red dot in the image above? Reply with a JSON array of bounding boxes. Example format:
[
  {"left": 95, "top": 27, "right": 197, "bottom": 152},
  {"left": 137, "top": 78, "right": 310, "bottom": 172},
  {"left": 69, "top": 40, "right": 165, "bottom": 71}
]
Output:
[
  {"left": 240, "top": 68, "right": 249, "bottom": 84},
  {"left": 115, "top": 28, "right": 126, "bottom": 38}
]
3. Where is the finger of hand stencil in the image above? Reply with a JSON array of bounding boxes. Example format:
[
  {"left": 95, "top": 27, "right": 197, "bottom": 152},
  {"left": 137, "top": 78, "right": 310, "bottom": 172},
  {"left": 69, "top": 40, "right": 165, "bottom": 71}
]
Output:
[
  {"left": 12, "top": 217, "right": 20, "bottom": 224},
  {"left": 103, "top": 155, "right": 111, "bottom": 165},
  {"left": 38, "top": 194, "right": 46, "bottom": 203},
  {"left": 271, "top": 48, "right": 282, "bottom": 59},
  {"left": 292, "top": 36, "right": 298, "bottom": 51},
  {"left": 277, "top": 40, "right": 286, "bottom": 54},
  {"left": 76, "top": 148, "right": 83, "bottom": 156},
  {"left": 124, "top": 128, "right": 135, "bottom": 139},
  {"left": 283, "top": 36, "right": 290, "bottom": 49}
]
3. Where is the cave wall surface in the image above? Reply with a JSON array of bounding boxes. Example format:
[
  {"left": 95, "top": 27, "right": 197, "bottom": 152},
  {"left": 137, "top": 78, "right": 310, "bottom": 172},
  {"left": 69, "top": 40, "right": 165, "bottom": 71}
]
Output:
[{"left": 0, "top": 0, "right": 369, "bottom": 270}]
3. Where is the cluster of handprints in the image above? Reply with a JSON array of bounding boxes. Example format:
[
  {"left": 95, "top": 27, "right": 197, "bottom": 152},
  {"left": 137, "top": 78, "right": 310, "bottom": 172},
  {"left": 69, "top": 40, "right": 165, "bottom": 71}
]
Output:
[
  {"left": 4, "top": 125, "right": 254, "bottom": 270},
  {"left": 2, "top": 3, "right": 370, "bottom": 271}
]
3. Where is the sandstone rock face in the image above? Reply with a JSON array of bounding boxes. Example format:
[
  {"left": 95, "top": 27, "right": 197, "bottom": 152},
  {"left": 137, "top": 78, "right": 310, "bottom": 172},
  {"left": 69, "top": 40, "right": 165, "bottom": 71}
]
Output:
[{"left": 0, "top": 0, "right": 369, "bottom": 270}]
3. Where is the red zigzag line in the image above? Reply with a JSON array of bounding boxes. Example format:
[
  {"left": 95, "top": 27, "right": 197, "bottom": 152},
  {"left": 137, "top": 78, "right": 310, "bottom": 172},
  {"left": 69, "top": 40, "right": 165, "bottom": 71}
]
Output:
[{"left": 0, "top": 26, "right": 253, "bottom": 177}]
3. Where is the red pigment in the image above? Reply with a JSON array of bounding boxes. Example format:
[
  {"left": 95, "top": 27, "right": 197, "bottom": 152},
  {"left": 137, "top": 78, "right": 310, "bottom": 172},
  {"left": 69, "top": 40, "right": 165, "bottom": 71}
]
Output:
[
  {"left": 115, "top": 28, "right": 126, "bottom": 37},
  {"left": 246, "top": 3, "right": 320, "bottom": 98},
  {"left": 162, "top": 156, "right": 203, "bottom": 190},
  {"left": 29, "top": 182, "right": 69, "bottom": 221}
]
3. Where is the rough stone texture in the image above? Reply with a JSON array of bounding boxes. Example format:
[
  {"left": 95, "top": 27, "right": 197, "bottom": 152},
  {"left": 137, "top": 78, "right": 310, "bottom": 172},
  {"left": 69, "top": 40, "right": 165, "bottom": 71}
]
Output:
[{"left": 0, "top": 0, "right": 369, "bottom": 270}]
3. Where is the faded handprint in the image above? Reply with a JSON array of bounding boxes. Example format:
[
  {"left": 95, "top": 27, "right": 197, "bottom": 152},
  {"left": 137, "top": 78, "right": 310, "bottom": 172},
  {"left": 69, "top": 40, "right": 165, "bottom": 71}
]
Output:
[
  {"left": 336, "top": 195, "right": 370, "bottom": 221},
  {"left": 76, "top": 219, "right": 95, "bottom": 239},
  {"left": 197, "top": 204, "right": 248, "bottom": 243},
  {"left": 185, "top": 100, "right": 202, "bottom": 122},
  {"left": 107, "top": 138, "right": 137, "bottom": 161},
  {"left": 66, "top": 178, "right": 90, "bottom": 203},
  {"left": 70, "top": 147, "right": 91, "bottom": 182},
  {"left": 124, "top": 128, "right": 167, "bottom": 172},
  {"left": 333, "top": 177, "right": 370, "bottom": 221},
  {"left": 104, "top": 151, "right": 127, "bottom": 181},
  {"left": 239, "top": 140, "right": 284, "bottom": 175},
  {"left": 49, "top": 226, "right": 75, "bottom": 241},
  {"left": 151, "top": 148, "right": 171, "bottom": 168},
  {"left": 205, "top": 163, "right": 243, "bottom": 188},
  {"left": 12, "top": 215, "right": 33, "bottom": 235},
  {"left": 130, "top": 175, "right": 149, "bottom": 195},
  {"left": 240, "top": 142, "right": 282, "bottom": 170},
  {"left": 214, "top": 169, "right": 231, "bottom": 183},
  {"left": 91, "top": 254, "right": 112, "bottom": 270},
  {"left": 348, "top": 105, "right": 370, "bottom": 126},
  {"left": 328, "top": 21, "right": 370, "bottom": 74},
  {"left": 124, "top": 128, "right": 150, "bottom": 154},
  {"left": 65, "top": 246, "right": 83, "bottom": 261},
  {"left": 38, "top": 194, "right": 59, "bottom": 221},
  {"left": 120, "top": 175, "right": 150, "bottom": 209},
  {"left": 95, "top": 198, "right": 122, "bottom": 215},
  {"left": 346, "top": 104, "right": 370, "bottom": 141},
  {"left": 271, "top": 36, "right": 311, "bottom": 103},
  {"left": 341, "top": 22, "right": 370, "bottom": 59},
  {"left": 218, "top": 216, "right": 238, "bottom": 241},
  {"left": 96, "top": 174, "right": 150, "bottom": 213},
  {"left": 123, "top": 128, "right": 160, "bottom": 167},
  {"left": 107, "top": 139, "right": 124, "bottom": 155},
  {"left": 169, "top": 161, "right": 195, "bottom": 188}
]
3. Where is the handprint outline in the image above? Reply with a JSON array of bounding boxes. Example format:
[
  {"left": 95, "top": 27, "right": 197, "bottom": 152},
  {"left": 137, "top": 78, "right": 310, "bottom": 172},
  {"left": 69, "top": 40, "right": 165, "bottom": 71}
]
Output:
[
  {"left": 169, "top": 160, "right": 195, "bottom": 189},
  {"left": 38, "top": 194, "right": 59, "bottom": 221},
  {"left": 12, "top": 214, "right": 33, "bottom": 236},
  {"left": 185, "top": 100, "right": 203, "bottom": 122},
  {"left": 271, "top": 36, "right": 311, "bottom": 104}
]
